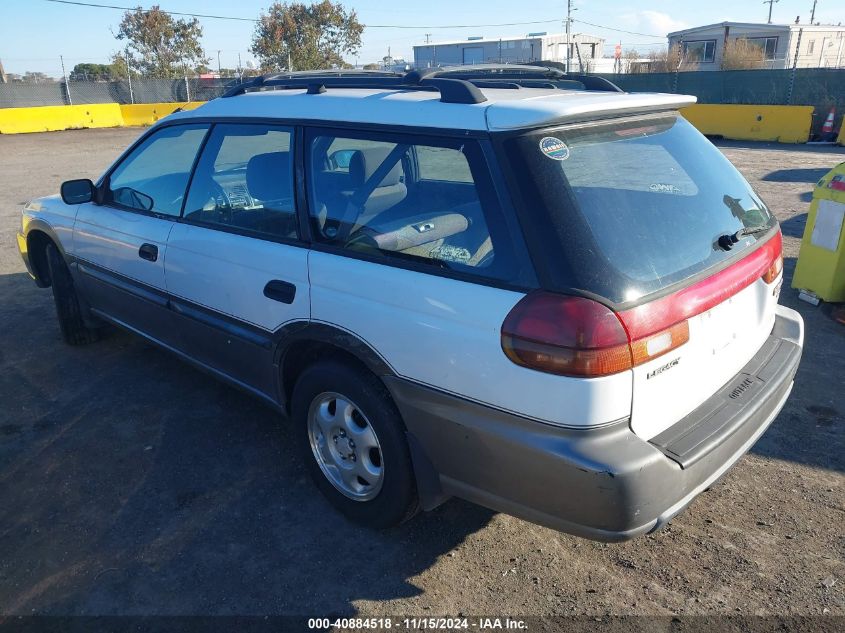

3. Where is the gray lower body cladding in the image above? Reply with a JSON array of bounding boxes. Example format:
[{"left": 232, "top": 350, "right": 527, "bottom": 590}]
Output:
[{"left": 386, "top": 311, "right": 803, "bottom": 541}]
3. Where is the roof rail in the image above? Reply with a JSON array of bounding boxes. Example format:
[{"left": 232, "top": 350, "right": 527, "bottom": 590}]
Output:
[
  {"left": 221, "top": 69, "right": 404, "bottom": 98},
  {"left": 432, "top": 64, "right": 624, "bottom": 93},
  {"left": 220, "top": 69, "right": 488, "bottom": 104},
  {"left": 219, "top": 64, "right": 623, "bottom": 103}
]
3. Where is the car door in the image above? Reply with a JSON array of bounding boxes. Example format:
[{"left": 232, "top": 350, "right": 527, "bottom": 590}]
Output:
[
  {"left": 166, "top": 123, "right": 310, "bottom": 399},
  {"left": 72, "top": 123, "right": 209, "bottom": 347}
]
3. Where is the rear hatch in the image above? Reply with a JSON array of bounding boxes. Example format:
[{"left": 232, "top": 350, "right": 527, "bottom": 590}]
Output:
[{"left": 501, "top": 113, "right": 783, "bottom": 439}]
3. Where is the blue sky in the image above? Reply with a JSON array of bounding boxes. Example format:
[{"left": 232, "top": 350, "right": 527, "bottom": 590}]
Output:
[{"left": 3, "top": 0, "right": 845, "bottom": 76}]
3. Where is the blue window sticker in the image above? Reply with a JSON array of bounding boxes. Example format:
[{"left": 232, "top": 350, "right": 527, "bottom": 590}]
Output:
[{"left": 539, "top": 137, "right": 570, "bottom": 161}]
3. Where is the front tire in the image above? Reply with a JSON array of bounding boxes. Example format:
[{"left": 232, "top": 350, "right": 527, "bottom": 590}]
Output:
[
  {"left": 292, "top": 360, "right": 419, "bottom": 528},
  {"left": 45, "top": 243, "right": 99, "bottom": 346}
]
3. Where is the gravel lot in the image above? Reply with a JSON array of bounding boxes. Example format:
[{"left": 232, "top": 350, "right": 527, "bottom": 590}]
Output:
[{"left": 0, "top": 128, "right": 843, "bottom": 619}]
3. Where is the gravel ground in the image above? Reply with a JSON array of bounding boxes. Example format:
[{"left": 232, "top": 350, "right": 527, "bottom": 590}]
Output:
[{"left": 0, "top": 128, "right": 842, "bottom": 619}]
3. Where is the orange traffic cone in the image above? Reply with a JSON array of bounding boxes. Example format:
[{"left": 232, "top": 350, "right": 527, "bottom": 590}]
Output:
[{"left": 822, "top": 107, "right": 836, "bottom": 135}]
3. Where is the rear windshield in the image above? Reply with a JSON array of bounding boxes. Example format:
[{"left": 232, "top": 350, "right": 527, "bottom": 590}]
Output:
[{"left": 503, "top": 114, "right": 776, "bottom": 304}]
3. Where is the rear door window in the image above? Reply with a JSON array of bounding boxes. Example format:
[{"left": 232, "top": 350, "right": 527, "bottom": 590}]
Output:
[{"left": 305, "top": 129, "right": 534, "bottom": 286}]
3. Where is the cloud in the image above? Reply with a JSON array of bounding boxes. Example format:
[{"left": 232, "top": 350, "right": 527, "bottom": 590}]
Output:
[{"left": 619, "top": 10, "right": 689, "bottom": 36}]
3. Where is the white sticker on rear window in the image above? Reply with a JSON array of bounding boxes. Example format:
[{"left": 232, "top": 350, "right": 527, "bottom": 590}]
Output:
[
  {"left": 649, "top": 183, "right": 682, "bottom": 194},
  {"left": 539, "top": 137, "right": 570, "bottom": 161}
]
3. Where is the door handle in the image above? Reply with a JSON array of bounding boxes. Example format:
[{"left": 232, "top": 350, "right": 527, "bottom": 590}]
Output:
[
  {"left": 264, "top": 280, "right": 296, "bottom": 304},
  {"left": 138, "top": 243, "right": 158, "bottom": 262}
]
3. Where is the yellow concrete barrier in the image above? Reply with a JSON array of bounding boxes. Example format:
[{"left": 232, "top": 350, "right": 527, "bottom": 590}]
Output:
[
  {"left": 838, "top": 122, "right": 845, "bottom": 146},
  {"left": 0, "top": 101, "right": 203, "bottom": 134},
  {"left": 680, "top": 104, "right": 813, "bottom": 144},
  {"left": 119, "top": 102, "right": 202, "bottom": 127},
  {"left": 0, "top": 103, "right": 124, "bottom": 134}
]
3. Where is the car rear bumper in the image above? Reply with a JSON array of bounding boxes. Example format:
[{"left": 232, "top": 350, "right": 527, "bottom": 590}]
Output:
[{"left": 387, "top": 305, "right": 803, "bottom": 541}]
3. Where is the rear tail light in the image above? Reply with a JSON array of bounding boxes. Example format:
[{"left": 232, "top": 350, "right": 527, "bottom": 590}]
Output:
[
  {"left": 502, "top": 231, "right": 782, "bottom": 378},
  {"left": 501, "top": 294, "right": 688, "bottom": 378}
]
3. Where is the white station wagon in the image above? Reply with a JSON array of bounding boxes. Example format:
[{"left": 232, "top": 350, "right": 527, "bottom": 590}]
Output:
[{"left": 16, "top": 66, "right": 803, "bottom": 540}]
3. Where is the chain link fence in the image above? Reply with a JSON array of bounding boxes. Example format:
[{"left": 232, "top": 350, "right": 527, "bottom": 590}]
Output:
[
  {"left": 0, "top": 78, "right": 238, "bottom": 108},
  {"left": 601, "top": 68, "right": 845, "bottom": 137},
  {"left": 599, "top": 68, "right": 845, "bottom": 107}
]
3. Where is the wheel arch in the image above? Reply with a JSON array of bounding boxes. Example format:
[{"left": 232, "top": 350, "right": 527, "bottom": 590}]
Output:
[
  {"left": 275, "top": 322, "right": 395, "bottom": 414},
  {"left": 25, "top": 222, "right": 65, "bottom": 288},
  {"left": 275, "top": 322, "right": 448, "bottom": 511}
]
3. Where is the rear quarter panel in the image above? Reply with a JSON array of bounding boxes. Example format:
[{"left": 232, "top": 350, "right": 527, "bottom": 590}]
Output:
[{"left": 308, "top": 252, "right": 633, "bottom": 428}]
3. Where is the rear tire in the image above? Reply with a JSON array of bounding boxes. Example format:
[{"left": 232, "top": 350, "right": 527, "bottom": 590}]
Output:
[
  {"left": 45, "top": 243, "right": 99, "bottom": 346},
  {"left": 292, "top": 359, "right": 419, "bottom": 528}
]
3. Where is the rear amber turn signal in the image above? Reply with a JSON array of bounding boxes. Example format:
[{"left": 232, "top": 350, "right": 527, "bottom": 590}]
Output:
[{"left": 762, "top": 251, "right": 783, "bottom": 284}]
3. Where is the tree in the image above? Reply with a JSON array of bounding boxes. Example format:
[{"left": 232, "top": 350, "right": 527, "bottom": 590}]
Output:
[
  {"left": 69, "top": 63, "right": 114, "bottom": 81},
  {"left": 721, "top": 38, "right": 766, "bottom": 70},
  {"left": 23, "top": 71, "right": 53, "bottom": 83},
  {"left": 251, "top": 1, "right": 363, "bottom": 72},
  {"left": 623, "top": 48, "right": 642, "bottom": 73},
  {"left": 645, "top": 45, "right": 697, "bottom": 73},
  {"left": 107, "top": 52, "right": 137, "bottom": 80},
  {"left": 115, "top": 5, "right": 208, "bottom": 78}
]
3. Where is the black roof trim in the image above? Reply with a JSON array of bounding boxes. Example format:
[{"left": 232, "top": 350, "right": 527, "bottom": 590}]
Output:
[{"left": 220, "top": 64, "right": 623, "bottom": 103}]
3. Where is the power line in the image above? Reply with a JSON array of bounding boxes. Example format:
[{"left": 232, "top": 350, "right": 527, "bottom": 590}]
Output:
[
  {"left": 44, "top": 0, "right": 257, "bottom": 21},
  {"left": 43, "top": 0, "right": 670, "bottom": 37},
  {"left": 572, "top": 19, "right": 663, "bottom": 38},
  {"left": 44, "top": 0, "right": 563, "bottom": 28}
]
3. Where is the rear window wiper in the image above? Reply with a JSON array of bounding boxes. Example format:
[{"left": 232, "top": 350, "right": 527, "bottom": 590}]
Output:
[{"left": 717, "top": 224, "right": 771, "bottom": 251}]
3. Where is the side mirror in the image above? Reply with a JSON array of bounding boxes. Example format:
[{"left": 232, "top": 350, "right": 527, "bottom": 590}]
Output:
[
  {"left": 60, "top": 179, "right": 95, "bottom": 205},
  {"left": 329, "top": 149, "right": 356, "bottom": 171}
]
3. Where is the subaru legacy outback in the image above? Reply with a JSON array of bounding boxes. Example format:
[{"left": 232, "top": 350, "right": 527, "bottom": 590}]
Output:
[{"left": 16, "top": 66, "right": 803, "bottom": 541}]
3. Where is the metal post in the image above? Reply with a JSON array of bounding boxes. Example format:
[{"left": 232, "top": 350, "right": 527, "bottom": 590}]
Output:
[
  {"left": 565, "top": 0, "right": 572, "bottom": 72},
  {"left": 125, "top": 48, "right": 134, "bottom": 104},
  {"left": 673, "top": 41, "right": 683, "bottom": 93},
  {"left": 787, "top": 28, "right": 803, "bottom": 104},
  {"left": 60, "top": 55, "right": 72, "bottom": 105},
  {"left": 810, "top": 0, "right": 818, "bottom": 24},
  {"left": 183, "top": 63, "right": 191, "bottom": 102}
]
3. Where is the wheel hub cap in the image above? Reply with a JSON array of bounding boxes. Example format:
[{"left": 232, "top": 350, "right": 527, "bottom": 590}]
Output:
[{"left": 307, "top": 392, "right": 384, "bottom": 501}]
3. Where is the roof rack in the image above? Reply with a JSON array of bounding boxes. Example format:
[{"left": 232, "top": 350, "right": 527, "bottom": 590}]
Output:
[
  {"left": 220, "top": 64, "right": 624, "bottom": 104},
  {"left": 222, "top": 68, "right": 488, "bottom": 104},
  {"left": 432, "top": 64, "right": 624, "bottom": 92}
]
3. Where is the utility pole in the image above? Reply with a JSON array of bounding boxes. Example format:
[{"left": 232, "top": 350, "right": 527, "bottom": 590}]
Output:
[
  {"left": 565, "top": 0, "right": 572, "bottom": 72},
  {"left": 425, "top": 33, "right": 432, "bottom": 44},
  {"left": 217, "top": 50, "right": 222, "bottom": 77},
  {"left": 0, "top": 58, "right": 7, "bottom": 83},
  {"left": 810, "top": 0, "right": 818, "bottom": 24},
  {"left": 764, "top": 0, "right": 780, "bottom": 24},
  {"left": 237, "top": 52, "right": 243, "bottom": 80}
]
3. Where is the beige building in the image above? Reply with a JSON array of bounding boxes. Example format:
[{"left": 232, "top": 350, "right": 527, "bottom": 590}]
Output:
[{"left": 667, "top": 21, "right": 845, "bottom": 70}]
